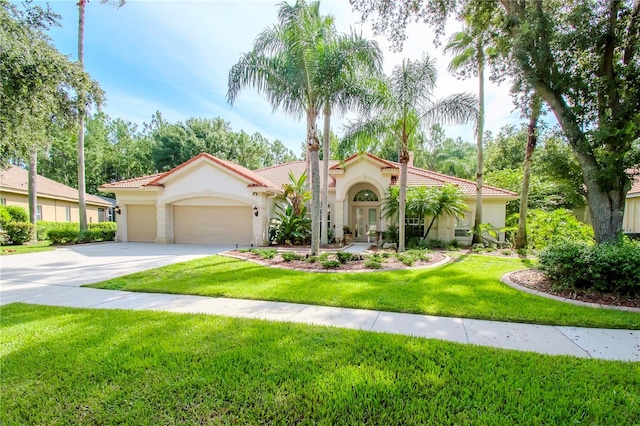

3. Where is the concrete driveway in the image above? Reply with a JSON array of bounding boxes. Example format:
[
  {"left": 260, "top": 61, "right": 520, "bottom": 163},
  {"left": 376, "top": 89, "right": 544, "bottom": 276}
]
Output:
[{"left": 0, "top": 242, "right": 231, "bottom": 305}]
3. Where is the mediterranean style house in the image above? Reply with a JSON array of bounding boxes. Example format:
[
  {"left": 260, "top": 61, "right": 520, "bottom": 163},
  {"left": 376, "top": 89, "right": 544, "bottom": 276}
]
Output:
[
  {"left": 0, "top": 166, "right": 113, "bottom": 223},
  {"left": 100, "top": 152, "right": 518, "bottom": 247}
]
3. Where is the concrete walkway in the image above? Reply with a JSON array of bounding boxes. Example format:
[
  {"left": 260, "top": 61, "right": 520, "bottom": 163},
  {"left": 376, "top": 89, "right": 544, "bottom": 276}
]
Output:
[{"left": 1, "top": 243, "right": 639, "bottom": 362}]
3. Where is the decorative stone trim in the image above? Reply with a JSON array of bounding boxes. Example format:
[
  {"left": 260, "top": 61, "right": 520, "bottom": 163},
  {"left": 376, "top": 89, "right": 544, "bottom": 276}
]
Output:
[{"left": 501, "top": 270, "right": 640, "bottom": 312}]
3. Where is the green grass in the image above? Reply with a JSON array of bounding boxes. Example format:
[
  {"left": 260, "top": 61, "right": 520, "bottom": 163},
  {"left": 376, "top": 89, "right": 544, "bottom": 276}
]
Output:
[
  {"left": 0, "top": 241, "right": 54, "bottom": 255},
  {"left": 2, "top": 304, "right": 638, "bottom": 425},
  {"left": 87, "top": 254, "right": 640, "bottom": 329}
]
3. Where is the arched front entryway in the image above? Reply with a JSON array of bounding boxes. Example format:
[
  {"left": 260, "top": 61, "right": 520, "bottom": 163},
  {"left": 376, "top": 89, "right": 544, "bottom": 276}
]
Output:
[{"left": 347, "top": 183, "right": 381, "bottom": 242}]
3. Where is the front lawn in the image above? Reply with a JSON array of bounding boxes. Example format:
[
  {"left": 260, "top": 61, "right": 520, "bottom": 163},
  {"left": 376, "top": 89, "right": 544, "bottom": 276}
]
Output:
[
  {"left": 2, "top": 304, "right": 638, "bottom": 425},
  {"left": 88, "top": 254, "right": 640, "bottom": 329},
  {"left": 0, "top": 241, "right": 54, "bottom": 255}
]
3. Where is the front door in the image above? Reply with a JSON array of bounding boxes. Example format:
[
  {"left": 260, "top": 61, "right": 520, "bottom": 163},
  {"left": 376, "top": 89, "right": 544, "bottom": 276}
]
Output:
[{"left": 353, "top": 207, "right": 378, "bottom": 242}]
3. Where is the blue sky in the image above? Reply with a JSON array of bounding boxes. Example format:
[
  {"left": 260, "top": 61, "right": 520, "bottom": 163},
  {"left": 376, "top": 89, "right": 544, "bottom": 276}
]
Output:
[{"left": 38, "top": 0, "right": 523, "bottom": 154}]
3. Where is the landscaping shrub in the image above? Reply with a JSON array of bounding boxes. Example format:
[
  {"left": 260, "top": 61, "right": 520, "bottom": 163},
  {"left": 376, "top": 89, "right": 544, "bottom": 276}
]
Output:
[
  {"left": 511, "top": 209, "right": 594, "bottom": 250},
  {"left": 88, "top": 222, "right": 117, "bottom": 241},
  {"left": 395, "top": 253, "right": 416, "bottom": 266},
  {"left": 336, "top": 252, "right": 353, "bottom": 263},
  {"left": 4, "top": 221, "right": 34, "bottom": 245},
  {"left": 0, "top": 206, "right": 11, "bottom": 227},
  {"left": 364, "top": 258, "right": 382, "bottom": 269},
  {"left": 0, "top": 229, "right": 8, "bottom": 245},
  {"left": 318, "top": 252, "right": 331, "bottom": 261},
  {"left": 4, "top": 205, "right": 28, "bottom": 222},
  {"left": 321, "top": 259, "right": 341, "bottom": 269},
  {"left": 47, "top": 228, "right": 80, "bottom": 244},
  {"left": 422, "top": 239, "right": 446, "bottom": 249},
  {"left": 251, "top": 248, "right": 277, "bottom": 259},
  {"left": 281, "top": 251, "right": 301, "bottom": 262},
  {"left": 539, "top": 239, "right": 640, "bottom": 295},
  {"left": 406, "top": 249, "right": 429, "bottom": 261},
  {"left": 306, "top": 255, "right": 317, "bottom": 263}
]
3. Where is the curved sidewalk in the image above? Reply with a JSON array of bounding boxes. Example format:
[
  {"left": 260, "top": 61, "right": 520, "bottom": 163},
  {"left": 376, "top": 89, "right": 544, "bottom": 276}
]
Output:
[{"left": 13, "top": 286, "right": 640, "bottom": 362}]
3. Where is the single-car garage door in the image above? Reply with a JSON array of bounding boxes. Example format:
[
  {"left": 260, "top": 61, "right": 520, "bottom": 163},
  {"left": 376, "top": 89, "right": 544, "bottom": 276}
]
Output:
[
  {"left": 127, "top": 204, "right": 157, "bottom": 242},
  {"left": 173, "top": 206, "right": 253, "bottom": 245}
]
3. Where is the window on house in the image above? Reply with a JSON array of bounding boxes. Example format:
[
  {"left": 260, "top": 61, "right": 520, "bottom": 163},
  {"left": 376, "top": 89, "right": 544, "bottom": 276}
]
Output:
[
  {"left": 36, "top": 205, "right": 42, "bottom": 221},
  {"left": 353, "top": 189, "right": 378, "bottom": 202},
  {"left": 0, "top": 198, "right": 6, "bottom": 206},
  {"left": 405, "top": 215, "right": 424, "bottom": 237},
  {"left": 455, "top": 213, "right": 471, "bottom": 237},
  {"left": 98, "top": 208, "right": 105, "bottom": 222},
  {"left": 65, "top": 206, "right": 71, "bottom": 222}
]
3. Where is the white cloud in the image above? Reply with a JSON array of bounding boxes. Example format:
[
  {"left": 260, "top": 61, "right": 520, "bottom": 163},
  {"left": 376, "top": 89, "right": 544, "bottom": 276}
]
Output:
[{"left": 44, "top": 0, "right": 524, "bottom": 154}]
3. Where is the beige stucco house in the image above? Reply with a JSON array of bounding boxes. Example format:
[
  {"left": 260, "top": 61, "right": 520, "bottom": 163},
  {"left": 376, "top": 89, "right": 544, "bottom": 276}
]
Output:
[
  {"left": 0, "top": 166, "right": 113, "bottom": 223},
  {"left": 623, "top": 171, "right": 640, "bottom": 233},
  {"left": 100, "top": 152, "right": 517, "bottom": 246}
]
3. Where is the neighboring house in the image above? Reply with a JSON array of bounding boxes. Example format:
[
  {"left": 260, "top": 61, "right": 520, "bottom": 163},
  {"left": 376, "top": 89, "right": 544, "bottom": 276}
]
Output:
[
  {"left": 623, "top": 170, "right": 640, "bottom": 233},
  {"left": 0, "top": 166, "right": 112, "bottom": 223},
  {"left": 100, "top": 152, "right": 517, "bottom": 246}
]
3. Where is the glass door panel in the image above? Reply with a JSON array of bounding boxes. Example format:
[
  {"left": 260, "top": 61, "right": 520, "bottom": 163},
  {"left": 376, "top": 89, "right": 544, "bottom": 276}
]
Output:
[
  {"left": 367, "top": 208, "right": 377, "bottom": 241},
  {"left": 354, "top": 208, "right": 365, "bottom": 238}
]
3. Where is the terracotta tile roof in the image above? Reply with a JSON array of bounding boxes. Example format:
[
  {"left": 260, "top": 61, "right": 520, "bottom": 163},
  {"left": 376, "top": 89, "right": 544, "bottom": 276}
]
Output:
[
  {"left": 1, "top": 166, "right": 112, "bottom": 206},
  {"left": 100, "top": 173, "right": 166, "bottom": 189},
  {"left": 101, "top": 153, "right": 281, "bottom": 192},
  {"left": 403, "top": 165, "right": 518, "bottom": 197},
  {"left": 336, "top": 152, "right": 517, "bottom": 197},
  {"left": 629, "top": 168, "right": 640, "bottom": 196},
  {"left": 255, "top": 161, "right": 339, "bottom": 189},
  {"left": 330, "top": 152, "right": 397, "bottom": 170},
  {"left": 98, "top": 152, "right": 516, "bottom": 198}
]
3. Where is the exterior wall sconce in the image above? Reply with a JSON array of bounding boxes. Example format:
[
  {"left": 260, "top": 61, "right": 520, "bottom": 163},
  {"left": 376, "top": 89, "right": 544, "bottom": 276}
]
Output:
[
  {"left": 114, "top": 206, "right": 121, "bottom": 215},
  {"left": 253, "top": 206, "right": 259, "bottom": 217}
]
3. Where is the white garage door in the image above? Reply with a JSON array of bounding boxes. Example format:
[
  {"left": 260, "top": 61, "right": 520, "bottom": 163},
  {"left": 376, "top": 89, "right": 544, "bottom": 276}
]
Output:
[
  {"left": 173, "top": 206, "right": 253, "bottom": 245},
  {"left": 127, "top": 205, "right": 157, "bottom": 242}
]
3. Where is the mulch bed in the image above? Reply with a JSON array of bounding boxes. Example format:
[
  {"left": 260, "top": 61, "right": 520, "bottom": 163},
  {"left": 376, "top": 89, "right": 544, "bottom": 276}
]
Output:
[
  {"left": 226, "top": 249, "right": 448, "bottom": 272},
  {"left": 509, "top": 269, "right": 640, "bottom": 309}
]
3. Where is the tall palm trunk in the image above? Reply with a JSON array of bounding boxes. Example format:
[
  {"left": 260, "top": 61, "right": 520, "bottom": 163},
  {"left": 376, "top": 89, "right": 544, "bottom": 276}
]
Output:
[
  {"left": 471, "top": 47, "right": 485, "bottom": 245},
  {"left": 28, "top": 149, "right": 38, "bottom": 242},
  {"left": 321, "top": 104, "right": 330, "bottom": 245},
  {"left": 398, "top": 143, "right": 409, "bottom": 253},
  {"left": 515, "top": 95, "right": 542, "bottom": 249},
  {"left": 77, "top": 0, "right": 88, "bottom": 232},
  {"left": 307, "top": 110, "right": 321, "bottom": 256}
]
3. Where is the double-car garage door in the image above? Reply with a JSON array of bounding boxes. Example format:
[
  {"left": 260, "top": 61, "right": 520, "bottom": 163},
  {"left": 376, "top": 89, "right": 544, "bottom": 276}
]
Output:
[
  {"left": 174, "top": 206, "right": 253, "bottom": 245},
  {"left": 127, "top": 205, "right": 253, "bottom": 245}
]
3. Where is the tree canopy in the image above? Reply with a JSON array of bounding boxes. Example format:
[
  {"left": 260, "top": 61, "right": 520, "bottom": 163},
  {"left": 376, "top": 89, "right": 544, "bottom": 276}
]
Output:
[{"left": 0, "top": 0, "right": 102, "bottom": 168}]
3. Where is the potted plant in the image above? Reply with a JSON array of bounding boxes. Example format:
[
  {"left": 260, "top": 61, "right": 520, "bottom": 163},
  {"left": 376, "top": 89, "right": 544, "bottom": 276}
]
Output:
[{"left": 343, "top": 226, "right": 352, "bottom": 244}]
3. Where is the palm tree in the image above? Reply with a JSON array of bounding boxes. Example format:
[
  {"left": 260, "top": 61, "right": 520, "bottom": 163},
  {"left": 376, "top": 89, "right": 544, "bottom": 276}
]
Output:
[
  {"left": 444, "top": 26, "right": 494, "bottom": 245},
  {"left": 229, "top": 0, "right": 335, "bottom": 255},
  {"left": 317, "top": 31, "right": 383, "bottom": 245},
  {"left": 77, "top": 0, "right": 125, "bottom": 233},
  {"left": 407, "top": 184, "right": 469, "bottom": 238},
  {"left": 341, "top": 56, "right": 476, "bottom": 252}
]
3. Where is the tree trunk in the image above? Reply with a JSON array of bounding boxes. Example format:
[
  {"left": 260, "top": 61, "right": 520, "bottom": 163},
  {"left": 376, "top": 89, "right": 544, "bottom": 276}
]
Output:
[
  {"left": 535, "top": 83, "right": 629, "bottom": 243},
  {"left": 471, "top": 50, "right": 485, "bottom": 245},
  {"left": 307, "top": 112, "right": 321, "bottom": 256},
  {"left": 321, "top": 104, "right": 330, "bottom": 245},
  {"left": 398, "top": 145, "right": 409, "bottom": 253},
  {"left": 515, "top": 95, "right": 541, "bottom": 249},
  {"left": 28, "top": 149, "right": 38, "bottom": 243},
  {"left": 581, "top": 160, "right": 627, "bottom": 243},
  {"left": 77, "top": 0, "right": 88, "bottom": 233}
]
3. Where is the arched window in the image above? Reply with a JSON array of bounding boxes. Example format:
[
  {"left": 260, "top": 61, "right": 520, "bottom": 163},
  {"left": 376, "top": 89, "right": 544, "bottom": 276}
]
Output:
[{"left": 353, "top": 189, "right": 378, "bottom": 202}]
